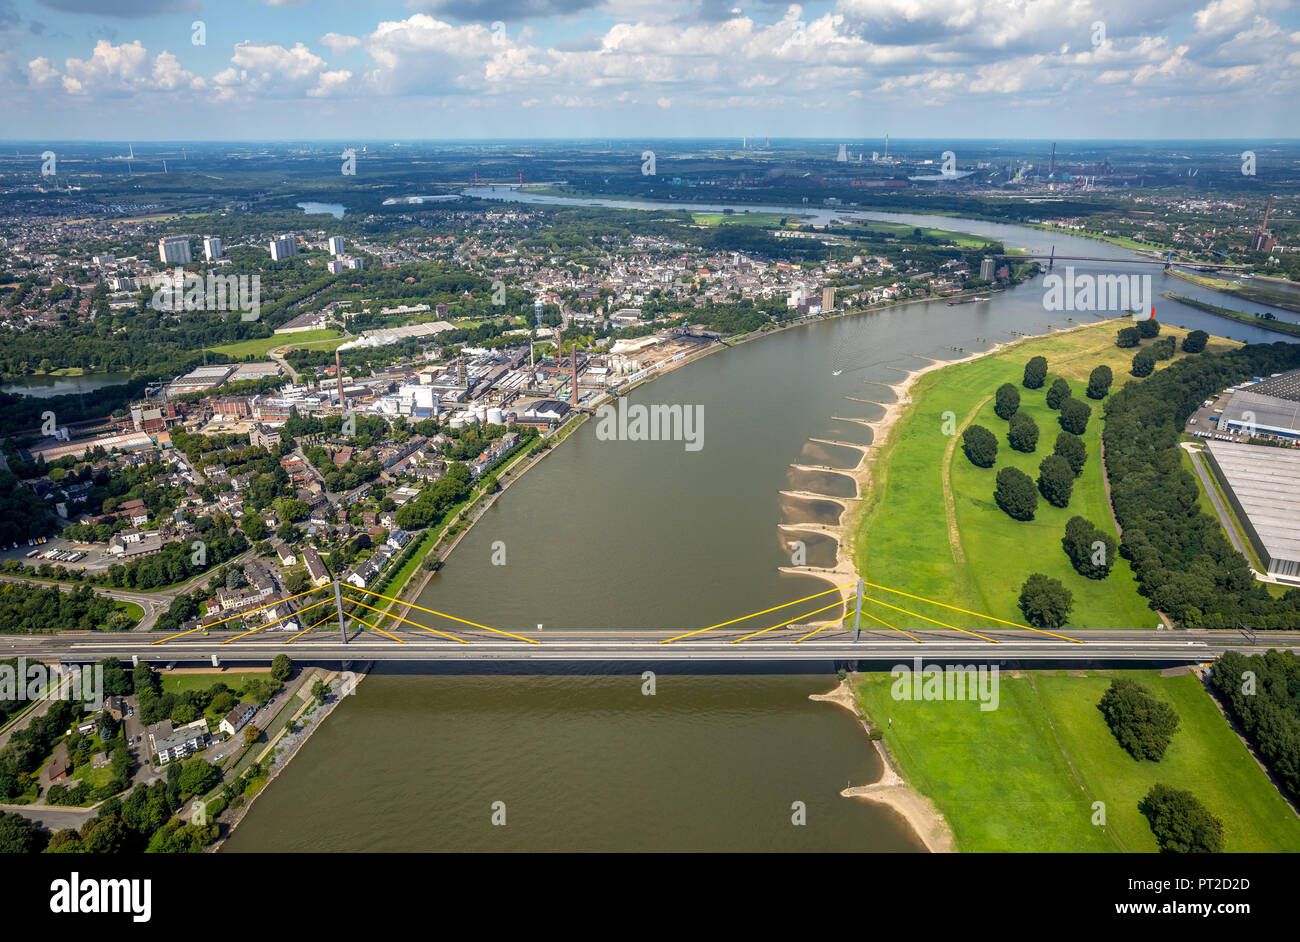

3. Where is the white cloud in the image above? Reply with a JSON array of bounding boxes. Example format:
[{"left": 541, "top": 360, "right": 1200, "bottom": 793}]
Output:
[{"left": 320, "top": 33, "right": 362, "bottom": 54}]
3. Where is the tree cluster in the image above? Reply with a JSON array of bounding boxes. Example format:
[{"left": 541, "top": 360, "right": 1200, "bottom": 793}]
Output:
[
  {"left": 1103, "top": 341, "right": 1300, "bottom": 627},
  {"left": 1098, "top": 678, "right": 1180, "bottom": 761}
]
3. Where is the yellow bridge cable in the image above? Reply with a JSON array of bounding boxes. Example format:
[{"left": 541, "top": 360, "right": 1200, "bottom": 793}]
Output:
[
  {"left": 342, "top": 585, "right": 539, "bottom": 643},
  {"left": 348, "top": 612, "right": 406, "bottom": 644},
  {"left": 152, "top": 584, "right": 328, "bottom": 644},
  {"left": 861, "top": 595, "right": 999, "bottom": 643},
  {"left": 284, "top": 611, "right": 337, "bottom": 644},
  {"left": 345, "top": 598, "right": 467, "bottom": 644},
  {"left": 860, "top": 580, "right": 1082, "bottom": 643},
  {"left": 222, "top": 596, "right": 332, "bottom": 643},
  {"left": 662, "top": 582, "right": 858, "bottom": 643},
  {"left": 796, "top": 607, "right": 923, "bottom": 644},
  {"left": 731, "top": 601, "right": 843, "bottom": 643}
]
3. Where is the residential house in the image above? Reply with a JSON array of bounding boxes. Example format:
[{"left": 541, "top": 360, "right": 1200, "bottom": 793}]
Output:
[{"left": 218, "top": 702, "right": 258, "bottom": 737}]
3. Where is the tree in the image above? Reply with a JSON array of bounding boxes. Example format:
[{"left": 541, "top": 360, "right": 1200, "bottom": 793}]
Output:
[
  {"left": 240, "top": 515, "right": 267, "bottom": 542},
  {"left": 1008, "top": 412, "right": 1039, "bottom": 453},
  {"left": 1046, "top": 377, "right": 1072, "bottom": 410},
  {"left": 1062, "top": 515, "right": 1115, "bottom": 579},
  {"left": 1018, "top": 573, "right": 1073, "bottom": 628},
  {"left": 1023, "top": 356, "right": 1048, "bottom": 389},
  {"left": 0, "top": 811, "right": 48, "bottom": 853},
  {"left": 170, "top": 703, "right": 197, "bottom": 725},
  {"left": 1099, "top": 678, "right": 1179, "bottom": 762},
  {"left": 270, "top": 654, "right": 292, "bottom": 682},
  {"left": 133, "top": 663, "right": 159, "bottom": 696},
  {"left": 283, "top": 570, "right": 307, "bottom": 595},
  {"left": 960, "top": 424, "right": 998, "bottom": 468},
  {"left": 1137, "top": 318, "right": 1161, "bottom": 339},
  {"left": 278, "top": 500, "right": 310, "bottom": 525},
  {"left": 1086, "top": 365, "right": 1112, "bottom": 400},
  {"left": 1059, "top": 397, "right": 1091, "bottom": 435},
  {"left": 1053, "top": 431, "right": 1087, "bottom": 476},
  {"left": 177, "top": 758, "right": 218, "bottom": 800},
  {"left": 1037, "top": 454, "right": 1075, "bottom": 508},
  {"left": 1131, "top": 349, "right": 1155, "bottom": 378},
  {"left": 1139, "top": 784, "right": 1224, "bottom": 853},
  {"left": 243, "top": 724, "right": 260, "bottom": 746},
  {"left": 1151, "top": 337, "right": 1175, "bottom": 361},
  {"left": 994, "top": 467, "right": 1038, "bottom": 521},
  {"left": 311, "top": 679, "right": 329, "bottom": 704},
  {"left": 1116, "top": 326, "right": 1140, "bottom": 348},
  {"left": 994, "top": 383, "right": 1020, "bottom": 420},
  {"left": 1182, "top": 329, "right": 1209, "bottom": 354}
]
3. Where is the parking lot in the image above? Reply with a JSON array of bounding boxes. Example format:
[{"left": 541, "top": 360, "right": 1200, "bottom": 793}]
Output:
[{"left": 0, "top": 535, "right": 117, "bottom": 572}]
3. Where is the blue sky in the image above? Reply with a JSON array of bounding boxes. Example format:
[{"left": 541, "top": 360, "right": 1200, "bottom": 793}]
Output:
[{"left": 3, "top": 0, "right": 1298, "bottom": 140}]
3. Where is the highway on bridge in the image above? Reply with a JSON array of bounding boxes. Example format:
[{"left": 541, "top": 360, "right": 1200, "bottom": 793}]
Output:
[{"left": 4, "top": 627, "right": 1294, "bottom": 666}]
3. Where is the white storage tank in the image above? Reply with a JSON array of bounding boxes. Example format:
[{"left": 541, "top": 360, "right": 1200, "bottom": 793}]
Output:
[
  {"left": 448, "top": 414, "right": 466, "bottom": 429},
  {"left": 487, "top": 407, "right": 505, "bottom": 425}
]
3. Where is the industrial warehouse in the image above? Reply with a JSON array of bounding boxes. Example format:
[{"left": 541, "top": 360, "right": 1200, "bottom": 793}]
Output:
[
  {"left": 1203, "top": 439, "right": 1300, "bottom": 582},
  {"left": 1220, "top": 369, "right": 1300, "bottom": 441}
]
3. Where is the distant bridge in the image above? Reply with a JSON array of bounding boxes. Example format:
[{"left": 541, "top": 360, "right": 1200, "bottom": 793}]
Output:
[{"left": 1000, "top": 253, "right": 1251, "bottom": 271}]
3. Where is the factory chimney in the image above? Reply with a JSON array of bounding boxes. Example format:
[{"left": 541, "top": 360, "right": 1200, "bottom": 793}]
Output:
[
  {"left": 571, "top": 347, "right": 579, "bottom": 407},
  {"left": 335, "top": 348, "right": 345, "bottom": 412}
]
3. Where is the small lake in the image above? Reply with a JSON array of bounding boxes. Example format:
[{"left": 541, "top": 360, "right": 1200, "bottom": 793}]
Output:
[
  {"left": 0, "top": 372, "right": 133, "bottom": 399},
  {"left": 297, "top": 201, "right": 346, "bottom": 219}
]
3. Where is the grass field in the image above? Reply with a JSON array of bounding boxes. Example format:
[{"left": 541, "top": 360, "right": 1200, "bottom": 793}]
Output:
[
  {"left": 209, "top": 329, "right": 342, "bottom": 359},
  {"left": 160, "top": 670, "right": 269, "bottom": 695},
  {"left": 851, "top": 319, "right": 1241, "bottom": 630},
  {"left": 860, "top": 219, "right": 999, "bottom": 250},
  {"left": 691, "top": 211, "right": 799, "bottom": 227},
  {"left": 853, "top": 669, "right": 1300, "bottom": 852},
  {"left": 114, "top": 600, "right": 145, "bottom": 623}
]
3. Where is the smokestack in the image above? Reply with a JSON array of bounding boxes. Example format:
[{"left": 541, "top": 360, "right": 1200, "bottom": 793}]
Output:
[
  {"left": 335, "top": 348, "right": 345, "bottom": 412},
  {"left": 572, "top": 347, "right": 579, "bottom": 407},
  {"left": 1049, "top": 142, "right": 1056, "bottom": 176}
]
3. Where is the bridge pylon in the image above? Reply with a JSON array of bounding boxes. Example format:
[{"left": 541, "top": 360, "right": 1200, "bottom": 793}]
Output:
[
  {"left": 333, "top": 580, "right": 349, "bottom": 643},
  {"left": 852, "top": 580, "right": 864, "bottom": 641}
]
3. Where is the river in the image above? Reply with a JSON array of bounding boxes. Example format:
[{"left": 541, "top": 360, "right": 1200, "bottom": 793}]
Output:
[
  {"left": 1, "top": 372, "right": 132, "bottom": 399},
  {"left": 222, "top": 197, "right": 1292, "bottom": 853}
]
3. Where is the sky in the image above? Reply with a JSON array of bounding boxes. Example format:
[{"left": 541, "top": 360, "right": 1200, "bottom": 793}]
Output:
[{"left": 1, "top": 0, "right": 1298, "bottom": 140}]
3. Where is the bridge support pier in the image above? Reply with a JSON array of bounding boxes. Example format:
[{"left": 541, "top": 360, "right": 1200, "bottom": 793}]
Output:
[
  {"left": 852, "top": 580, "right": 863, "bottom": 642},
  {"left": 333, "top": 580, "right": 349, "bottom": 644}
]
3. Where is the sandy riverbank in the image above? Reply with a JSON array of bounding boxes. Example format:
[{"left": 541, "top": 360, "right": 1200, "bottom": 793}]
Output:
[
  {"left": 782, "top": 319, "right": 1111, "bottom": 617},
  {"left": 811, "top": 678, "right": 955, "bottom": 853}
]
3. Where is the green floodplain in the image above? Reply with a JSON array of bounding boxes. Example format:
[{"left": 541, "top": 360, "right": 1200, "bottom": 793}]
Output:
[
  {"left": 851, "top": 318, "right": 1240, "bottom": 630},
  {"left": 846, "top": 319, "right": 1299, "bottom": 851},
  {"left": 853, "top": 669, "right": 1300, "bottom": 852}
]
